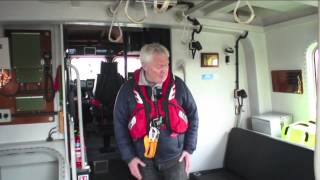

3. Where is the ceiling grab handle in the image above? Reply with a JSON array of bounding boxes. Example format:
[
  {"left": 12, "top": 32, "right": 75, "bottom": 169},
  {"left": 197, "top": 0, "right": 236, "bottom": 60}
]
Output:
[
  {"left": 106, "top": 0, "right": 121, "bottom": 16},
  {"left": 153, "top": 0, "right": 170, "bottom": 13},
  {"left": 108, "top": 0, "right": 123, "bottom": 43},
  {"left": 125, "top": 0, "right": 148, "bottom": 24},
  {"left": 233, "top": 0, "right": 255, "bottom": 24}
]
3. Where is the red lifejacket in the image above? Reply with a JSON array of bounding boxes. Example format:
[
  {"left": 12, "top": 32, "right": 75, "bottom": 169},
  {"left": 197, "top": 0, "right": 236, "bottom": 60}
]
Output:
[{"left": 128, "top": 68, "right": 188, "bottom": 140}]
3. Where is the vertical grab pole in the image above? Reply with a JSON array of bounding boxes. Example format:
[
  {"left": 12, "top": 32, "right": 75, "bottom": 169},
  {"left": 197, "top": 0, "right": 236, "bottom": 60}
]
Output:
[
  {"left": 60, "top": 24, "right": 74, "bottom": 180},
  {"left": 69, "top": 64, "right": 86, "bottom": 170},
  {"left": 69, "top": 117, "right": 77, "bottom": 180},
  {"left": 64, "top": 59, "right": 77, "bottom": 180}
]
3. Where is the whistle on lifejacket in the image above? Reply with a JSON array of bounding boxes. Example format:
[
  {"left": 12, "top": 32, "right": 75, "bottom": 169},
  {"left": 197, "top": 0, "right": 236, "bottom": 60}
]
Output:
[{"left": 144, "top": 127, "right": 160, "bottom": 158}]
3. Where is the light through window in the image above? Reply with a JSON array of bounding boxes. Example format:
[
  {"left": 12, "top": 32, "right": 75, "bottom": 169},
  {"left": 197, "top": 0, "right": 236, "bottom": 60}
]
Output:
[
  {"left": 70, "top": 55, "right": 142, "bottom": 81},
  {"left": 70, "top": 56, "right": 105, "bottom": 80}
]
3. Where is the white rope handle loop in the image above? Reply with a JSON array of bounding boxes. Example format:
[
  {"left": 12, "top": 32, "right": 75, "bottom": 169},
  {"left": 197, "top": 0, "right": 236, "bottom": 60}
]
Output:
[
  {"left": 106, "top": 0, "right": 121, "bottom": 17},
  {"left": 153, "top": 0, "right": 170, "bottom": 14},
  {"left": 233, "top": 0, "right": 255, "bottom": 24},
  {"left": 125, "top": 0, "right": 148, "bottom": 24},
  {"left": 108, "top": 0, "right": 123, "bottom": 43}
]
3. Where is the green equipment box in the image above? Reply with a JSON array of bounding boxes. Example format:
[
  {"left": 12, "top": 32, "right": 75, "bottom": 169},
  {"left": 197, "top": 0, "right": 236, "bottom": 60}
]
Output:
[
  {"left": 15, "top": 96, "right": 45, "bottom": 112},
  {"left": 10, "top": 32, "right": 43, "bottom": 83}
]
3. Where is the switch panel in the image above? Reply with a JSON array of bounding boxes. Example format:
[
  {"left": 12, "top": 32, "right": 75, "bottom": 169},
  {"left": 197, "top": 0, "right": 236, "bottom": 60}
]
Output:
[{"left": 0, "top": 109, "right": 11, "bottom": 123}]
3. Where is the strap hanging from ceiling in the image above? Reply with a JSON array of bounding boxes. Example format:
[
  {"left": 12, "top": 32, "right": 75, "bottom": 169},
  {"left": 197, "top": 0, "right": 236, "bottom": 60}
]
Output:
[
  {"left": 233, "top": 0, "right": 255, "bottom": 24},
  {"left": 108, "top": 0, "right": 177, "bottom": 26},
  {"left": 108, "top": 0, "right": 124, "bottom": 43},
  {"left": 125, "top": 0, "right": 148, "bottom": 24}
]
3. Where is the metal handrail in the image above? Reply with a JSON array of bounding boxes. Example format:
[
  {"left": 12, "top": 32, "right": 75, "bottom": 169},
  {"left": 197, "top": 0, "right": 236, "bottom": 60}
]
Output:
[
  {"left": 69, "top": 64, "right": 86, "bottom": 170},
  {"left": 0, "top": 147, "right": 66, "bottom": 180}
]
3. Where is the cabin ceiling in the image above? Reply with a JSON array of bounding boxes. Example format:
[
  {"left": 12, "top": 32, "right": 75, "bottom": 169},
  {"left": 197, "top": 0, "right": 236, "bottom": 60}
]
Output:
[
  {"left": 62, "top": 0, "right": 318, "bottom": 48},
  {"left": 186, "top": 0, "right": 318, "bottom": 26},
  {"left": 38, "top": 0, "right": 318, "bottom": 26}
]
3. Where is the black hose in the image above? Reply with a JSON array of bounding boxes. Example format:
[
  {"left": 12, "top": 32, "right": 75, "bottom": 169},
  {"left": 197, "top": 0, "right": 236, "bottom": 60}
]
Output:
[
  {"left": 43, "top": 52, "right": 55, "bottom": 102},
  {"left": 46, "top": 126, "right": 57, "bottom": 142},
  {"left": 187, "top": 16, "right": 200, "bottom": 26},
  {"left": 177, "top": 1, "right": 194, "bottom": 9},
  {"left": 234, "top": 31, "right": 249, "bottom": 116},
  {"left": 235, "top": 31, "right": 248, "bottom": 90},
  {"left": 44, "top": 72, "right": 54, "bottom": 101}
]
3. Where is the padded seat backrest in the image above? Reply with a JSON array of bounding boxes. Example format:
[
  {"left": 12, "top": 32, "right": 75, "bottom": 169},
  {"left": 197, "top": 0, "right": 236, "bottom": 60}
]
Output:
[{"left": 225, "top": 128, "right": 314, "bottom": 180}]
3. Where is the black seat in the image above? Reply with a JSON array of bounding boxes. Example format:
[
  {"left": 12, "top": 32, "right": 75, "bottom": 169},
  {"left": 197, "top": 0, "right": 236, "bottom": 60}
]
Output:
[{"left": 190, "top": 128, "right": 315, "bottom": 180}]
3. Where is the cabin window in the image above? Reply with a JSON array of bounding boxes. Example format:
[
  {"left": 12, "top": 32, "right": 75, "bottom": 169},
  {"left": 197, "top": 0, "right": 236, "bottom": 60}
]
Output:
[
  {"left": 70, "top": 55, "right": 142, "bottom": 81},
  {"left": 70, "top": 56, "right": 105, "bottom": 80}
]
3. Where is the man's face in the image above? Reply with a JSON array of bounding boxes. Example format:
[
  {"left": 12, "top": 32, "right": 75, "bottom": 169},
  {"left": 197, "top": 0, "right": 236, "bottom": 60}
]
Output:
[{"left": 143, "top": 53, "right": 169, "bottom": 85}]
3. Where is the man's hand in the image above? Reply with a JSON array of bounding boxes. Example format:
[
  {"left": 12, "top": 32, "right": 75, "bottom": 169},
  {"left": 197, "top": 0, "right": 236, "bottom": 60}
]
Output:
[
  {"left": 128, "top": 157, "right": 146, "bottom": 180},
  {"left": 179, "top": 151, "right": 191, "bottom": 173}
]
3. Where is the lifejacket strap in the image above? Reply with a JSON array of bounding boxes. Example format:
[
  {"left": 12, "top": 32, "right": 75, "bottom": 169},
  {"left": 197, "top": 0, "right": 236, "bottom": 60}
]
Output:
[
  {"left": 163, "top": 76, "right": 174, "bottom": 132},
  {"left": 137, "top": 85, "right": 152, "bottom": 133},
  {"left": 162, "top": 100, "right": 171, "bottom": 131}
]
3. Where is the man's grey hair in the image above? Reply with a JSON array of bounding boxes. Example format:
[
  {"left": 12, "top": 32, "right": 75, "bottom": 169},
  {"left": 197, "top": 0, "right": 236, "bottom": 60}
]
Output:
[{"left": 139, "top": 43, "right": 170, "bottom": 64}]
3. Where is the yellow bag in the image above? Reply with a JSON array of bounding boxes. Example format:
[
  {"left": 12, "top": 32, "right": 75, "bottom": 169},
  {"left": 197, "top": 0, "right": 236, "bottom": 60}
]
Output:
[
  {"left": 281, "top": 121, "right": 316, "bottom": 148},
  {"left": 144, "top": 135, "right": 158, "bottom": 158},
  {"left": 144, "top": 127, "right": 160, "bottom": 158}
]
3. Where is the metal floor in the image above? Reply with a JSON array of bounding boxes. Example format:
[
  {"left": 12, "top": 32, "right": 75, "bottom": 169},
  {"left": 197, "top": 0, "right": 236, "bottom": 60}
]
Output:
[
  {"left": 84, "top": 129, "right": 134, "bottom": 180},
  {"left": 90, "top": 158, "right": 134, "bottom": 180}
]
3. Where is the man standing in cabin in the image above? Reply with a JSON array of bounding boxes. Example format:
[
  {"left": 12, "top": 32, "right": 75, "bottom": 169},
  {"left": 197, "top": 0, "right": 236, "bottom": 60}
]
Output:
[{"left": 114, "top": 43, "right": 199, "bottom": 180}]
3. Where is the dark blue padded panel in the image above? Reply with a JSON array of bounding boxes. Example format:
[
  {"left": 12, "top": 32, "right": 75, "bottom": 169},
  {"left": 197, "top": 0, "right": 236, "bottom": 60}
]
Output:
[
  {"left": 190, "top": 169, "right": 245, "bottom": 180},
  {"left": 225, "top": 128, "right": 315, "bottom": 180}
]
